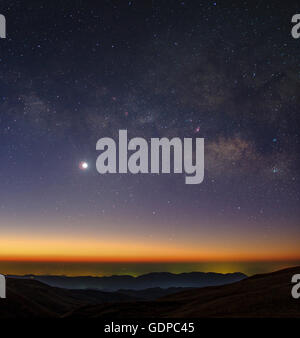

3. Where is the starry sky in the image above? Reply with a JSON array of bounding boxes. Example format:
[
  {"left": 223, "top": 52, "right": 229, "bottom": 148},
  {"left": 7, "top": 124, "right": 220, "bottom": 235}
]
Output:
[{"left": 0, "top": 1, "right": 300, "bottom": 275}]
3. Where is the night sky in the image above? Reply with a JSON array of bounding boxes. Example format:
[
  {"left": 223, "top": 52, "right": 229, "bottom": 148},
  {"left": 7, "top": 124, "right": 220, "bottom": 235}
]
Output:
[{"left": 0, "top": 1, "right": 300, "bottom": 275}]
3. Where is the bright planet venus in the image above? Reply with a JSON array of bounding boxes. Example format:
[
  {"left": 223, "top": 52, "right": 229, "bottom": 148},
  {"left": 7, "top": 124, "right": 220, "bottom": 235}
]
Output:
[{"left": 79, "top": 161, "right": 88, "bottom": 170}]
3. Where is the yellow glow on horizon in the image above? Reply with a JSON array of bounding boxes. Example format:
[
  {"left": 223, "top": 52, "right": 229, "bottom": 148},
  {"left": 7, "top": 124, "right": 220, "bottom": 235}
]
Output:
[{"left": 0, "top": 232, "right": 299, "bottom": 263}]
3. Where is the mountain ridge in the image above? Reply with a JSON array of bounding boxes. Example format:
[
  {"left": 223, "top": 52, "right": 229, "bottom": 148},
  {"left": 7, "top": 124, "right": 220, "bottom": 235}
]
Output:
[
  {"left": 1, "top": 267, "right": 299, "bottom": 318},
  {"left": 7, "top": 271, "right": 247, "bottom": 291}
]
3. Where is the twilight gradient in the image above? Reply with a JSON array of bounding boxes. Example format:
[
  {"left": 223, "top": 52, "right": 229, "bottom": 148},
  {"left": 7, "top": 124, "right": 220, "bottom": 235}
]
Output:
[{"left": 0, "top": 0, "right": 299, "bottom": 275}]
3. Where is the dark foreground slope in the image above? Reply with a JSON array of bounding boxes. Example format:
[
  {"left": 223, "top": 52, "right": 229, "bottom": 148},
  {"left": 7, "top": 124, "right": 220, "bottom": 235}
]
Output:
[
  {"left": 0, "top": 278, "right": 140, "bottom": 318},
  {"left": 66, "top": 266, "right": 300, "bottom": 318},
  {"left": 0, "top": 278, "right": 194, "bottom": 318},
  {"left": 1, "top": 266, "right": 299, "bottom": 318}
]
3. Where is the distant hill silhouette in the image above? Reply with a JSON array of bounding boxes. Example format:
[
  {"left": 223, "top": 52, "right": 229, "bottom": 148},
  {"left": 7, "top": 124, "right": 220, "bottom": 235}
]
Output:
[
  {"left": 8, "top": 271, "right": 246, "bottom": 291},
  {"left": 1, "top": 267, "right": 299, "bottom": 318}
]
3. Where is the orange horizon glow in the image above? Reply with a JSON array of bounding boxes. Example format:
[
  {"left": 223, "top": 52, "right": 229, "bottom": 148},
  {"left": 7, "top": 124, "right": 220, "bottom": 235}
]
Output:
[
  {"left": 1, "top": 231, "right": 299, "bottom": 264},
  {"left": 0, "top": 255, "right": 300, "bottom": 263}
]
